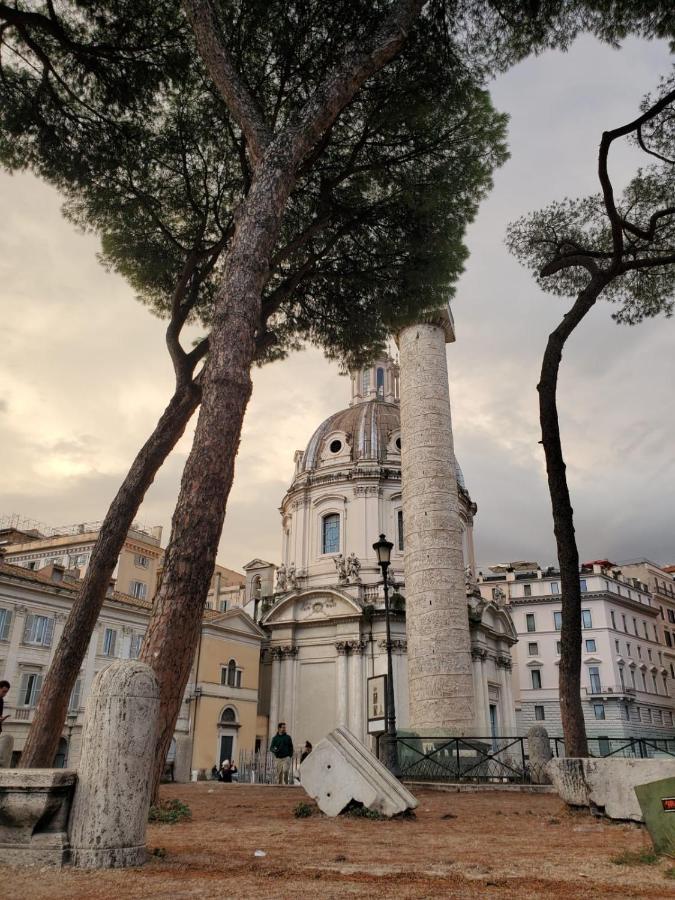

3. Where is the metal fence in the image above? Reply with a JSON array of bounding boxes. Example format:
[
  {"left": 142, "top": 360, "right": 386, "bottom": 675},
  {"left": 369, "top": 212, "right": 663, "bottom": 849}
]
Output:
[
  {"left": 238, "top": 749, "right": 304, "bottom": 784},
  {"left": 394, "top": 734, "right": 675, "bottom": 785}
]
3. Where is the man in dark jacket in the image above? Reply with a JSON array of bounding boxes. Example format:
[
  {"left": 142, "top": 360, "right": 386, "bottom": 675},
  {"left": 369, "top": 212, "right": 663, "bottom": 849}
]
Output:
[{"left": 269, "top": 722, "right": 294, "bottom": 785}]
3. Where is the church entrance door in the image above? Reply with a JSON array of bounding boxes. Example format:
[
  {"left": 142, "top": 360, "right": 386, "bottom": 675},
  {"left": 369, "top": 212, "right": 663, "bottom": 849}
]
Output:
[{"left": 219, "top": 735, "right": 234, "bottom": 765}]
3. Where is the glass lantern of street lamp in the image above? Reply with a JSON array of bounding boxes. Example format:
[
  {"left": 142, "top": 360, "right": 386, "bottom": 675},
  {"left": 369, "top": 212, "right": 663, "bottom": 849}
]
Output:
[{"left": 373, "top": 534, "right": 393, "bottom": 567}]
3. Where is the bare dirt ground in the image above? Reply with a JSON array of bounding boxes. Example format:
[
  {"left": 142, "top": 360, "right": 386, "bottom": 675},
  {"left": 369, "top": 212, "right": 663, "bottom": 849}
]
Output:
[{"left": 2, "top": 783, "right": 674, "bottom": 899}]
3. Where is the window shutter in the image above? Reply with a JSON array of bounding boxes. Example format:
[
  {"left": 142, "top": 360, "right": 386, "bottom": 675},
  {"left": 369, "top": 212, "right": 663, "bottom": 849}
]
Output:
[
  {"left": 130, "top": 633, "right": 142, "bottom": 659},
  {"left": 22, "top": 614, "right": 35, "bottom": 644},
  {"left": 31, "top": 674, "right": 43, "bottom": 707},
  {"left": 43, "top": 617, "right": 55, "bottom": 648},
  {"left": 69, "top": 677, "right": 82, "bottom": 711},
  {"left": 19, "top": 673, "right": 30, "bottom": 706},
  {"left": 0, "top": 609, "right": 11, "bottom": 641}
]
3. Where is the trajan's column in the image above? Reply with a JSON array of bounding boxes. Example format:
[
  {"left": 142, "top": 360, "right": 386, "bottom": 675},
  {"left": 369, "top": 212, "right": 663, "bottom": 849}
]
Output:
[{"left": 398, "top": 306, "right": 474, "bottom": 733}]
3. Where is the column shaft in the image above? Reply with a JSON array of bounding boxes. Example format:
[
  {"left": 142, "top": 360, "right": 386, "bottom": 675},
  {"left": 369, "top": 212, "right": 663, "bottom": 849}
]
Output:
[{"left": 399, "top": 319, "right": 474, "bottom": 733}]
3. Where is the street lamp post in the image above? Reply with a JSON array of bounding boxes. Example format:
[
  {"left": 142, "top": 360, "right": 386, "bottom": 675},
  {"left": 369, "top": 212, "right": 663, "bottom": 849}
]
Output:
[{"left": 372, "top": 533, "right": 400, "bottom": 777}]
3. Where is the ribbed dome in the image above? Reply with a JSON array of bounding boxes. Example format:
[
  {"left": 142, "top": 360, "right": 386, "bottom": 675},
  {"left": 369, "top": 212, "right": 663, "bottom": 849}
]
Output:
[
  {"left": 299, "top": 399, "right": 466, "bottom": 489},
  {"left": 300, "top": 400, "right": 400, "bottom": 472}
]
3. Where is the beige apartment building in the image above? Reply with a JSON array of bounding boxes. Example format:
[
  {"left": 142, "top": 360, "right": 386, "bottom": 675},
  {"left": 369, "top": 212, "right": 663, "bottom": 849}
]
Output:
[
  {"left": 1, "top": 517, "right": 163, "bottom": 603},
  {"left": 0, "top": 547, "right": 262, "bottom": 776}
]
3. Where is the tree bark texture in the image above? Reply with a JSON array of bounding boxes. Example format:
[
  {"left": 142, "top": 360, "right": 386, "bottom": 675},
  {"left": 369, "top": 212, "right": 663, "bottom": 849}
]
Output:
[
  {"left": 537, "top": 277, "right": 606, "bottom": 759},
  {"left": 18, "top": 381, "right": 201, "bottom": 768},
  {"left": 143, "top": 0, "right": 427, "bottom": 800}
]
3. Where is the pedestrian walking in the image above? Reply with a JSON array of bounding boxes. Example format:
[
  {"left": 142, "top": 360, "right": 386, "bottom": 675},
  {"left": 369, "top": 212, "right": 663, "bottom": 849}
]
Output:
[{"left": 269, "top": 722, "right": 294, "bottom": 785}]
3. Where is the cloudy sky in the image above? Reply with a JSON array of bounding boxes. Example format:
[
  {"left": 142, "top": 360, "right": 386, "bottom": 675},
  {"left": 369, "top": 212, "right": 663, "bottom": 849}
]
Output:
[{"left": 0, "top": 35, "right": 673, "bottom": 574}]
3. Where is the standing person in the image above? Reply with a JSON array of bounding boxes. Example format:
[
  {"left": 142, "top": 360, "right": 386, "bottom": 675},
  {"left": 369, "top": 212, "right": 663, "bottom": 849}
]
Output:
[
  {"left": 270, "top": 722, "right": 293, "bottom": 785},
  {"left": 0, "top": 681, "right": 10, "bottom": 733},
  {"left": 220, "top": 760, "right": 233, "bottom": 783},
  {"left": 300, "top": 741, "right": 312, "bottom": 763}
]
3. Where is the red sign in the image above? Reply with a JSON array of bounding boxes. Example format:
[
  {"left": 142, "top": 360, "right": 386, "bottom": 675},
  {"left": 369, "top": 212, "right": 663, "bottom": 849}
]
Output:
[{"left": 662, "top": 798, "right": 675, "bottom": 812}]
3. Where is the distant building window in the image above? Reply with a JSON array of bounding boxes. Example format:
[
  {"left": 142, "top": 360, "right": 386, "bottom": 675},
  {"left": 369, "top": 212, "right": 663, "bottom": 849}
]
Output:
[
  {"left": 637, "top": 646, "right": 642, "bottom": 659},
  {"left": 633, "top": 618, "right": 638, "bottom": 635},
  {"left": 129, "top": 633, "right": 143, "bottom": 659},
  {"left": 627, "top": 643, "right": 632, "bottom": 657},
  {"left": 68, "top": 677, "right": 82, "bottom": 712},
  {"left": 614, "top": 640, "right": 620, "bottom": 653},
  {"left": 397, "top": 510, "right": 404, "bottom": 552},
  {"left": 102, "top": 628, "right": 117, "bottom": 657},
  {"left": 361, "top": 369, "right": 370, "bottom": 395},
  {"left": 553, "top": 611, "right": 562, "bottom": 631},
  {"left": 610, "top": 610, "right": 616, "bottom": 629},
  {"left": 669, "top": 610, "right": 675, "bottom": 624},
  {"left": 619, "top": 666, "right": 625, "bottom": 688},
  {"left": 130, "top": 580, "right": 147, "bottom": 600},
  {"left": 19, "top": 672, "right": 43, "bottom": 708},
  {"left": 556, "top": 641, "right": 561, "bottom": 655},
  {"left": 581, "top": 609, "right": 592, "bottom": 629},
  {"left": 550, "top": 582, "right": 560, "bottom": 594},
  {"left": 580, "top": 579, "right": 587, "bottom": 592},
  {"left": 528, "top": 642, "right": 538, "bottom": 656},
  {"left": 666, "top": 632, "right": 673, "bottom": 648},
  {"left": 534, "top": 705, "right": 545, "bottom": 721},
  {"left": 589, "top": 666, "right": 601, "bottom": 693},
  {"left": 523, "top": 584, "right": 532, "bottom": 597},
  {"left": 329, "top": 439, "right": 342, "bottom": 454},
  {"left": 585, "top": 639, "right": 596, "bottom": 652},
  {"left": 641, "top": 672, "right": 647, "bottom": 691},
  {"left": 22, "top": 614, "right": 54, "bottom": 647},
  {"left": 134, "top": 554, "right": 149, "bottom": 568},
  {"left": 643, "top": 622, "right": 649, "bottom": 639},
  {"left": 622, "top": 703, "right": 630, "bottom": 721},
  {"left": 526, "top": 613, "right": 536, "bottom": 632},
  {"left": 376, "top": 367, "right": 385, "bottom": 398},
  {"left": 593, "top": 703, "right": 605, "bottom": 720},
  {"left": 531, "top": 670, "right": 542, "bottom": 690},
  {"left": 222, "top": 659, "right": 242, "bottom": 689},
  {"left": 622, "top": 615, "right": 627, "bottom": 632},
  {"left": 0, "top": 607, "right": 12, "bottom": 641},
  {"left": 652, "top": 675, "right": 658, "bottom": 694},
  {"left": 322, "top": 514, "right": 340, "bottom": 554}
]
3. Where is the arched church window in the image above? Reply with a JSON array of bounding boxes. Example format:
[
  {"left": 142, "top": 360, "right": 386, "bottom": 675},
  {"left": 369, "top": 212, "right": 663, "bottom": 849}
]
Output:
[
  {"left": 227, "top": 659, "right": 239, "bottom": 687},
  {"left": 220, "top": 706, "right": 237, "bottom": 724},
  {"left": 376, "top": 367, "right": 384, "bottom": 397},
  {"left": 322, "top": 513, "right": 340, "bottom": 554}
]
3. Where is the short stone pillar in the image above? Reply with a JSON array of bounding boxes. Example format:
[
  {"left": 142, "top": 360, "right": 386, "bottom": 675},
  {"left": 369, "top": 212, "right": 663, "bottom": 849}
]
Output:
[
  {"left": 173, "top": 733, "right": 192, "bottom": 783},
  {"left": 68, "top": 661, "right": 159, "bottom": 868},
  {"left": 398, "top": 307, "right": 474, "bottom": 733},
  {"left": 527, "top": 725, "right": 552, "bottom": 784},
  {"left": 0, "top": 733, "right": 14, "bottom": 768}
]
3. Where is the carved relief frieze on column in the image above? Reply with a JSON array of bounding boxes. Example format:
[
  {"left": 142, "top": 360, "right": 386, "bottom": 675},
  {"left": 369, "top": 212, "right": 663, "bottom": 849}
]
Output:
[
  {"left": 280, "top": 645, "right": 298, "bottom": 658},
  {"left": 335, "top": 641, "right": 351, "bottom": 656},
  {"left": 346, "top": 640, "right": 367, "bottom": 655}
]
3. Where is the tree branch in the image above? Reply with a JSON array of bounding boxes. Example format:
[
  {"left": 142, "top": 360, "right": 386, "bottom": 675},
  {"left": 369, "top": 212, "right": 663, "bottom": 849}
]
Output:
[{"left": 181, "top": 0, "right": 271, "bottom": 166}]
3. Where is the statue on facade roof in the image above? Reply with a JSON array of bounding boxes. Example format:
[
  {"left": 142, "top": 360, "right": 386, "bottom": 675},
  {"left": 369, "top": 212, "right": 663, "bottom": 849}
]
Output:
[
  {"left": 346, "top": 552, "right": 361, "bottom": 581},
  {"left": 275, "top": 563, "right": 287, "bottom": 593},
  {"left": 287, "top": 562, "right": 297, "bottom": 590},
  {"left": 334, "top": 554, "right": 348, "bottom": 582}
]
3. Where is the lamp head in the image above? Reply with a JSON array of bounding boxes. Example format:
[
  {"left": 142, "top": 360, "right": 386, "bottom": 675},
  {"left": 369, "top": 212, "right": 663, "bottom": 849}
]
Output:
[{"left": 373, "top": 533, "right": 393, "bottom": 567}]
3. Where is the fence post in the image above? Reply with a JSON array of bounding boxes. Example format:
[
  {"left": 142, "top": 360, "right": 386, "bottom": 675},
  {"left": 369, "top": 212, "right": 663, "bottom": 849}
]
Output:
[{"left": 455, "top": 739, "right": 461, "bottom": 779}]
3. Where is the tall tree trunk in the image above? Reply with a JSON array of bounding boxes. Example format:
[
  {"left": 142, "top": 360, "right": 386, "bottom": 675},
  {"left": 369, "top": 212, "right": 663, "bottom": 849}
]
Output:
[
  {"left": 19, "top": 380, "right": 201, "bottom": 768},
  {"left": 141, "top": 166, "right": 293, "bottom": 801},
  {"left": 537, "top": 277, "right": 606, "bottom": 758}
]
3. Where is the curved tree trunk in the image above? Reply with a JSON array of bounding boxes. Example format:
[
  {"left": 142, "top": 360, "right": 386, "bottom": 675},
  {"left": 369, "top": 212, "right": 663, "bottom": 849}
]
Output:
[
  {"left": 19, "top": 380, "right": 201, "bottom": 768},
  {"left": 537, "top": 277, "right": 606, "bottom": 758},
  {"left": 141, "top": 168, "right": 291, "bottom": 802}
]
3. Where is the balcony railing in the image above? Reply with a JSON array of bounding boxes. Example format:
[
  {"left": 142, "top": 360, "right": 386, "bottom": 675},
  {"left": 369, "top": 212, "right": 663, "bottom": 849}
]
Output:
[
  {"left": 13, "top": 707, "right": 32, "bottom": 721},
  {"left": 583, "top": 684, "right": 633, "bottom": 697}
]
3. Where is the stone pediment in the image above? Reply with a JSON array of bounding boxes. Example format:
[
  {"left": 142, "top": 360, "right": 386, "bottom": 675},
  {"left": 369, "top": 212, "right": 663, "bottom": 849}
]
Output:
[
  {"left": 243, "top": 558, "right": 275, "bottom": 571},
  {"left": 208, "top": 607, "right": 266, "bottom": 638},
  {"left": 262, "top": 588, "right": 362, "bottom": 626}
]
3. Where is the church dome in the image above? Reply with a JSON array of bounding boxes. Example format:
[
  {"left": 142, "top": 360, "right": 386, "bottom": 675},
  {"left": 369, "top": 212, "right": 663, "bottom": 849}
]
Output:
[
  {"left": 298, "top": 397, "right": 467, "bottom": 490},
  {"left": 300, "top": 399, "right": 401, "bottom": 473}
]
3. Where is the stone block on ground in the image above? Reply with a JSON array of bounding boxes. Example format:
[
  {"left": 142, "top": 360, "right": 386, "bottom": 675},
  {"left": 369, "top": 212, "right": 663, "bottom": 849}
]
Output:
[
  {"left": 548, "top": 757, "right": 675, "bottom": 821},
  {"left": 634, "top": 776, "right": 675, "bottom": 857},
  {"left": 68, "top": 661, "right": 159, "bottom": 868},
  {"left": 300, "top": 726, "right": 417, "bottom": 817},
  {"left": 0, "top": 769, "right": 76, "bottom": 866}
]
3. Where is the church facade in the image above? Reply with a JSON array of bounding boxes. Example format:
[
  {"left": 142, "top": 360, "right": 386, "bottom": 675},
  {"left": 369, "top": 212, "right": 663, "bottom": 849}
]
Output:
[{"left": 258, "top": 353, "right": 517, "bottom": 750}]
